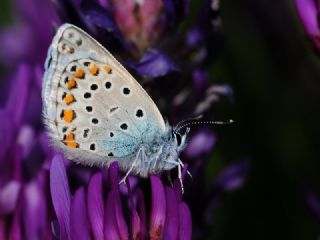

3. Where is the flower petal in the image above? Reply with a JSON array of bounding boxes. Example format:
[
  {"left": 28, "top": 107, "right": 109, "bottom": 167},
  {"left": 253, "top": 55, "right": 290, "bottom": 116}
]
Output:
[
  {"left": 295, "top": 0, "right": 320, "bottom": 36},
  {"left": 17, "top": 125, "right": 35, "bottom": 159},
  {"left": 163, "top": 187, "right": 179, "bottom": 240},
  {"left": 10, "top": 205, "right": 22, "bottom": 240},
  {"left": 178, "top": 202, "right": 192, "bottom": 240},
  {"left": 88, "top": 172, "right": 104, "bottom": 240},
  {"left": 0, "top": 181, "right": 21, "bottom": 216},
  {"left": 119, "top": 176, "right": 139, "bottom": 195},
  {"left": 193, "top": 84, "right": 233, "bottom": 115},
  {"left": 104, "top": 191, "right": 121, "bottom": 239},
  {"left": 185, "top": 130, "right": 216, "bottom": 158},
  {"left": 0, "top": 110, "right": 15, "bottom": 162},
  {"left": 137, "top": 189, "right": 147, "bottom": 239},
  {"left": 110, "top": 0, "right": 139, "bottom": 38},
  {"left": 51, "top": 220, "right": 60, "bottom": 239},
  {"left": 5, "top": 63, "right": 31, "bottom": 125},
  {"left": 80, "top": 0, "right": 127, "bottom": 48},
  {"left": 71, "top": 187, "right": 91, "bottom": 240},
  {"left": 214, "top": 160, "right": 250, "bottom": 192},
  {"left": 34, "top": 64, "right": 44, "bottom": 90},
  {"left": 126, "top": 179, "right": 142, "bottom": 240},
  {"left": 139, "top": 0, "right": 163, "bottom": 39},
  {"left": 97, "top": 0, "right": 110, "bottom": 9},
  {"left": 50, "top": 154, "right": 71, "bottom": 240},
  {"left": 128, "top": 49, "right": 178, "bottom": 78},
  {"left": 131, "top": 203, "right": 141, "bottom": 240},
  {"left": 23, "top": 181, "right": 48, "bottom": 240},
  {"left": 108, "top": 162, "right": 129, "bottom": 239},
  {"left": 149, "top": 175, "right": 166, "bottom": 240},
  {"left": 81, "top": 0, "right": 119, "bottom": 33}
]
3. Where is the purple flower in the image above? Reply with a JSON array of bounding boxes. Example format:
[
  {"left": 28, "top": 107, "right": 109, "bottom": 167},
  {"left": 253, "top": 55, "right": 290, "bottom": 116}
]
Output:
[
  {"left": 49, "top": 157, "right": 192, "bottom": 239},
  {"left": 50, "top": 154, "right": 71, "bottom": 240},
  {"left": 149, "top": 176, "right": 166, "bottom": 239},
  {"left": 87, "top": 173, "right": 104, "bottom": 240},
  {"left": 295, "top": 0, "right": 320, "bottom": 51}
]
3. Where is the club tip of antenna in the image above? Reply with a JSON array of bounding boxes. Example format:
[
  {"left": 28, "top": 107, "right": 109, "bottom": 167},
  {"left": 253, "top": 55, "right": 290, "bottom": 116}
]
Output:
[{"left": 229, "top": 119, "right": 234, "bottom": 123}]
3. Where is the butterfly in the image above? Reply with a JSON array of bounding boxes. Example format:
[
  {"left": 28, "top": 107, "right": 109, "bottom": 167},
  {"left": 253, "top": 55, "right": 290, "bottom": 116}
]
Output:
[{"left": 42, "top": 23, "right": 191, "bottom": 185}]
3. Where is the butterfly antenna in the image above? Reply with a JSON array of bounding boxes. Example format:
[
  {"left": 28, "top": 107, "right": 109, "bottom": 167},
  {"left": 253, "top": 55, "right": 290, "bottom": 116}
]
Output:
[
  {"left": 175, "top": 119, "right": 234, "bottom": 135},
  {"left": 174, "top": 115, "right": 203, "bottom": 133}
]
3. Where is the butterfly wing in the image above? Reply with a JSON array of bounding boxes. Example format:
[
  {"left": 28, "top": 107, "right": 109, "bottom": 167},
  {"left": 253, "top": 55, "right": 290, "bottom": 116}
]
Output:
[{"left": 42, "top": 24, "right": 166, "bottom": 167}]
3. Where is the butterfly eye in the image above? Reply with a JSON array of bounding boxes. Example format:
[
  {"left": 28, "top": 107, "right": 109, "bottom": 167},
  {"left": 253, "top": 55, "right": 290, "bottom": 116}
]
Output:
[
  {"left": 170, "top": 130, "right": 175, "bottom": 139},
  {"left": 175, "top": 132, "right": 182, "bottom": 146}
]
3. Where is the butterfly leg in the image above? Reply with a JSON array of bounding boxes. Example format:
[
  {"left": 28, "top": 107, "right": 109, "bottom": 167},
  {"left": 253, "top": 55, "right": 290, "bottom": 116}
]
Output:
[
  {"left": 164, "top": 159, "right": 184, "bottom": 194},
  {"left": 152, "top": 146, "right": 163, "bottom": 169},
  {"left": 119, "top": 147, "right": 143, "bottom": 185},
  {"left": 167, "top": 171, "right": 173, "bottom": 187},
  {"left": 177, "top": 163, "right": 184, "bottom": 194},
  {"left": 177, "top": 158, "right": 192, "bottom": 179}
]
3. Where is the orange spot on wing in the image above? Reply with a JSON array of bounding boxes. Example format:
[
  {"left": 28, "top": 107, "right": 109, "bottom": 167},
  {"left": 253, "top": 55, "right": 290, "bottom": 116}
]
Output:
[
  {"left": 64, "top": 94, "right": 75, "bottom": 105},
  {"left": 63, "top": 133, "right": 79, "bottom": 148},
  {"left": 73, "top": 69, "right": 85, "bottom": 78},
  {"left": 64, "top": 133, "right": 75, "bottom": 141},
  {"left": 67, "top": 79, "right": 77, "bottom": 89},
  {"left": 63, "top": 109, "right": 75, "bottom": 123},
  {"left": 104, "top": 65, "right": 112, "bottom": 74},
  {"left": 67, "top": 142, "right": 79, "bottom": 148},
  {"left": 89, "top": 64, "right": 99, "bottom": 75}
]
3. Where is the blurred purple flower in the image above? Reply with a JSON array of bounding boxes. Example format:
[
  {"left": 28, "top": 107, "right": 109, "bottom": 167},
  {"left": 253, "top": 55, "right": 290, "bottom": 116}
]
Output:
[
  {"left": 0, "top": 181, "right": 21, "bottom": 216},
  {"left": 213, "top": 159, "right": 250, "bottom": 192},
  {"left": 0, "top": 0, "right": 59, "bottom": 67},
  {"left": 185, "top": 130, "right": 217, "bottom": 158},
  {"left": 110, "top": 0, "right": 163, "bottom": 51},
  {"left": 128, "top": 49, "right": 179, "bottom": 78},
  {"left": 304, "top": 186, "right": 320, "bottom": 221},
  {"left": 295, "top": 0, "right": 320, "bottom": 51}
]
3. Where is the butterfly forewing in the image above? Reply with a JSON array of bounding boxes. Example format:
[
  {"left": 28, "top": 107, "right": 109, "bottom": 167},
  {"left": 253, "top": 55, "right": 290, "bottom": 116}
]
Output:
[{"left": 43, "top": 24, "right": 166, "bottom": 165}]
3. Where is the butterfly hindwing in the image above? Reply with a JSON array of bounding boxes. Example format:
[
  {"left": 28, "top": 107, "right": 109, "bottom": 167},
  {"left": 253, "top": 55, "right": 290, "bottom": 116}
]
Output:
[{"left": 42, "top": 24, "right": 166, "bottom": 166}]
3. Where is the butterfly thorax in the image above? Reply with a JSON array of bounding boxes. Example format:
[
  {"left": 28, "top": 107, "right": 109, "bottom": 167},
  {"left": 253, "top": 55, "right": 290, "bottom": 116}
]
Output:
[{"left": 131, "top": 124, "right": 187, "bottom": 177}]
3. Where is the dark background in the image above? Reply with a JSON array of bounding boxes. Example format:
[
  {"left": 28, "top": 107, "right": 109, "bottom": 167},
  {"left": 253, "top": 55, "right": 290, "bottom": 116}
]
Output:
[
  {"left": 212, "top": 1, "right": 320, "bottom": 239},
  {"left": 1, "top": 0, "right": 320, "bottom": 239}
]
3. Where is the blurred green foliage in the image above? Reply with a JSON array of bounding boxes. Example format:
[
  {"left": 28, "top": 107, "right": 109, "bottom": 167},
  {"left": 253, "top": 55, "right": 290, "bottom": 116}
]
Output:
[{"left": 0, "top": 0, "right": 11, "bottom": 25}]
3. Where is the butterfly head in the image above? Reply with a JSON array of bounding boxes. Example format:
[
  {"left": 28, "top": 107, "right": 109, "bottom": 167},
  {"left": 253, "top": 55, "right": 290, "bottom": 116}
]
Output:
[{"left": 170, "top": 127, "right": 189, "bottom": 153}]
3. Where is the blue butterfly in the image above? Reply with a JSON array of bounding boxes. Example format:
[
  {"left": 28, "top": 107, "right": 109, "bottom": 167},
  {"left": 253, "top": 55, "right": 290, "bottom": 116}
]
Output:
[{"left": 42, "top": 24, "right": 190, "bottom": 185}]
